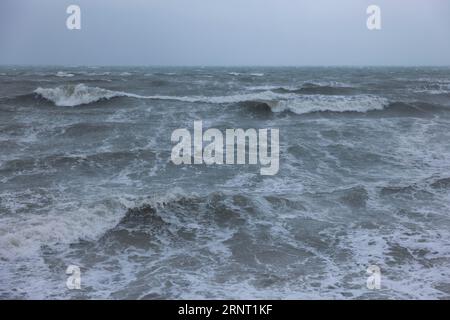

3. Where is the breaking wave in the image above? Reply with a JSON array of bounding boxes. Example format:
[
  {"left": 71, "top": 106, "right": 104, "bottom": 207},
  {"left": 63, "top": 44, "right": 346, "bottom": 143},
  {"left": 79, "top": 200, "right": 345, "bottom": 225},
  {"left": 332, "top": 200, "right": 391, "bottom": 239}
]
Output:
[
  {"left": 33, "top": 84, "right": 383, "bottom": 112},
  {"left": 33, "top": 84, "right": 281, "bottom": 107},
  {"left": 273, "top": 84, "right": 356, "bottom": 95},
  {"left": 263, "top": 94, "right": 389, "bottom": 114},
  {"left": 34, "top": 84, "right": 144, "bottom": 107},
  {"left": 55, "top": 71, "right": 75, "bottom": 78},
  {"left": 31, "top": 84, "right": 448, "bottom": 116},
  {"left": 0, "top": 188, "right": 190, "bottom": 261},
  {"left": 248, "top": 81, "right": 356, "bottom": 95}
]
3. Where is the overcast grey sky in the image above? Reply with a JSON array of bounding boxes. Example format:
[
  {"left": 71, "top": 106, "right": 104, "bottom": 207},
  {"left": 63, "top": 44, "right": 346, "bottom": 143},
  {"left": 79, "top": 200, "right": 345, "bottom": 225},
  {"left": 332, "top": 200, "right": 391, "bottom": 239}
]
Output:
[{"left": 0, "top": 0, "right": 449, "bottom": 66}]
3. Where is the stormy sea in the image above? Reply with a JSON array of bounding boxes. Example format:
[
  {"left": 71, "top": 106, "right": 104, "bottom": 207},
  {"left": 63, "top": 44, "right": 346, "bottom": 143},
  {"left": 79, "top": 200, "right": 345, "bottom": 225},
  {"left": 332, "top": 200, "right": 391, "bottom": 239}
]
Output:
[{"left": 0, "top": 66, "right": 449, "bottom": 299}]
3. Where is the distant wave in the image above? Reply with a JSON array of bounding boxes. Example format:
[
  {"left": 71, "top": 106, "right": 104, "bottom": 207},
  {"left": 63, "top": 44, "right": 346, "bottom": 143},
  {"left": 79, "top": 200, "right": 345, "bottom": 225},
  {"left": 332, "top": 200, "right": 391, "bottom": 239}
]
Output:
[
  {"left": 248, "top": 82, "right": 356, "bottom": 95},
  {"left": 227, "top": 72, "right": 264, "bottom": 77},
  {"left": 55, "top": 71, "right": 75, "bottom": 78},
  {"left": 253, "top": 94, "right": 389, "bottom": 114},
  {"left": 380, "top": 101, "right": 449, "bottom": 115},
  {"left": 414, "top": 84, "right": 450, "bottom": 95},
  {"left": 276, "top": 85, "right": 356, "bottom": 95},
  {"left": 144, "top": 91, "right": 391, "bottom": 116},
  {"left": 78, "top": 71, "right": 111, "bottom": 76}
]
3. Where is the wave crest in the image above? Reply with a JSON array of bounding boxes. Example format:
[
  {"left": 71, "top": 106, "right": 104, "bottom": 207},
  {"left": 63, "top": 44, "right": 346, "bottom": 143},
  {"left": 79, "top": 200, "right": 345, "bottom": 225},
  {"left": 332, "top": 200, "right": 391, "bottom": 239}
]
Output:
[
  {"left": 34, "top": 84, "right": 141, "bottom": 107},
  {"left": 55, "top": 71, "right": 74, "bottom": 78},
  {"left": 33, "top": 84, "right": 288, "bottom": 107},
  {"left": 266, "top": 95, "right": 389, "bottom": 114},
  {"left": 33, "top": 84, "right": 389, "bottom": 115},
  {"left": 33, "top": 84, "right": 391, "bottom": 115}
]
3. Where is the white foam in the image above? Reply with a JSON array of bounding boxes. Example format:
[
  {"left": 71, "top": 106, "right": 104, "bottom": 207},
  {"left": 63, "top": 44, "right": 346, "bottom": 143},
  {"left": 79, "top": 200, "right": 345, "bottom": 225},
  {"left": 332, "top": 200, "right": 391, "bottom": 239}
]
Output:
[
  {"left": 247, "top": 81, "right": 354, "bottom": 92},
  {"left": 412, "top": 78, "right": 450, "bottom": 94},
  {"left": 152, "top": 91, "right": 288, "bottom": 104},
  {"left": 268, "top": 95, "right": 389, "bottom": 114},
  {"left": 33, "top": 84, "right": 285, "bottom": 107},
  {"left": 34, "top": 84, "right": 141, "bottom": 107},
  {"left": 414, "top": 85, "right": 450, "bottom": 95},
  {"left": 0, "top": 193, "right": 137, "bottom": 262},
  {"left": 247, "top": 85, "right": 295, "bottom": 91},
  {"left": 55, "top": 71, "right": 75, "bottom": 78},
  {"left": 34, "top": 84, "right": 388, "bottom": 114}
]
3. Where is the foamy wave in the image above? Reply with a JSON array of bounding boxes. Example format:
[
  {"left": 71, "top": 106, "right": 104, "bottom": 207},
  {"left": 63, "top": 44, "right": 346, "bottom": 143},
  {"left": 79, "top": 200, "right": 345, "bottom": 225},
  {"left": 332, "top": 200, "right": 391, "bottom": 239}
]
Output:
[
  {"left": 33, "top": 84, "right": 286, "bottom": 107},
  {"left": 55, "top": 71, "right": 74, "bottom": 78},
  {"left": 267, "top": 94, "right": 389, "bottom": 114},
  {"left": 34, "top": 84, "right": 142, "bottom": 107},
  {"left": 33, "top": 84, "right": 387, "bottom": 114},
  {"left": 412, "top": 78, "right": 450, "bottom": 95},
  {"left": 228, "top": 72, "right": 264, "bottom": 77},
  {"left": 153, "top": 91, "right": 287, "bottom": 104},
  {"left": 78, "top": 71, "right": 111, "bottom": 76},
  {"left": 248, "top": 81, "right": 353, "bottom": 92},
  {"left": 0, "top": 195, "right": 134, "bottom": 261},
  {"left": 175, "top": 92, "right": 388, "bottom": 114},
  {"left": 414, "top": 84, "right": 450, "bottom": 95},
  {"left": 0, "top": 187, "right": 191, "bottom": 261}
]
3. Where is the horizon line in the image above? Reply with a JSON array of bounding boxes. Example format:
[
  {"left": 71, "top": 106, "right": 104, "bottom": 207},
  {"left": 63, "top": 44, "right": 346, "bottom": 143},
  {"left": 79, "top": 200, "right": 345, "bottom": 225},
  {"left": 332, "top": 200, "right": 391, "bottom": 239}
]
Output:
[{"left": 1, "top": 64, "right": 450, "bottom": 68}]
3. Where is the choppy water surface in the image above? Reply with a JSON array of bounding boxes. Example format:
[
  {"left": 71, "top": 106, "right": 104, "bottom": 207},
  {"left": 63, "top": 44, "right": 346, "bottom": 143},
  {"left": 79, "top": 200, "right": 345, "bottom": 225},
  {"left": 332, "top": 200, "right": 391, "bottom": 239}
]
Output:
[{"left": 1, "top": 66, "right": 450, "bottom": 299}]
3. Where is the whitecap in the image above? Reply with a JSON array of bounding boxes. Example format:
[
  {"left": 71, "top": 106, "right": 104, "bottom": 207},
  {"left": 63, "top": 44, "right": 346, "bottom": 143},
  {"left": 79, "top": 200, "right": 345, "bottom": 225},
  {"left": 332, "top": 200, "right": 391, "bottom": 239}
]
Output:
[
  {"left": 34, "top": 84, "right": 388, "bottom": 114},
  {"left": 55, "top": 71, "right": 75, "bottom": 77},
  {"left": 268, "top": 94, "right": 389, "bottom": 114},
  {"left": 34, "top": 84, "right": 142, "bottom": 107}
]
